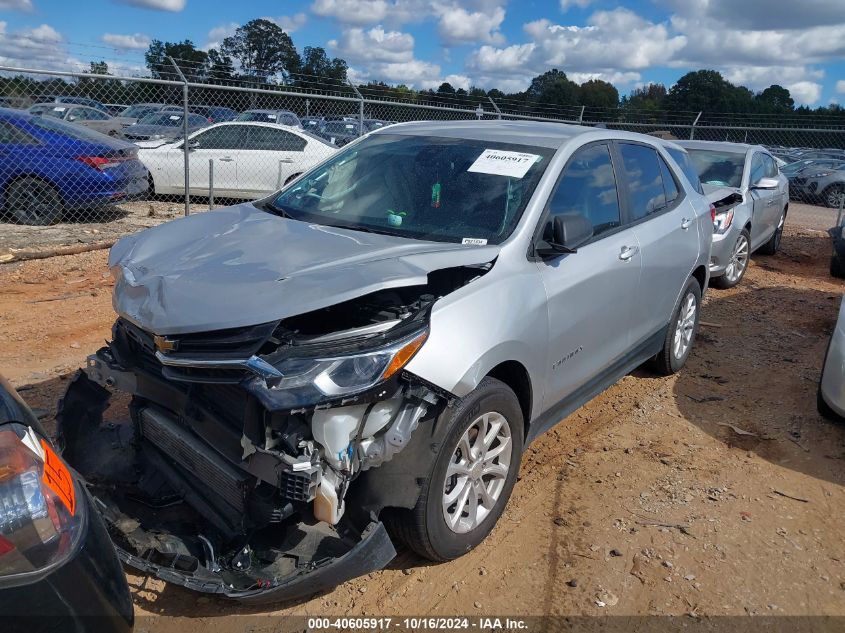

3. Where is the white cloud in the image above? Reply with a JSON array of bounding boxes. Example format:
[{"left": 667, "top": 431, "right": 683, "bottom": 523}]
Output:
[
  {"left": 113, "top": 0, "right": 186, "bottom": 10},
  {"left": 311, "top": 0, "right": 390, "bottom": 25},
  {"left": 467, "top": 9, "right": 685, "bottom": 91},
  {"left": 837, "top": 80, "right": 845, "bottom": 94},
  {"left": 788, "top": 81, "right": 823, "bottom": 105},
  {"left": 559, "top": 0, "right": 592, "bottom": 11},
  {"left": 435, "top": 5, "right": 506, "bottom": 45},
  {"left": 0, "top": 0, "right": 34, "bottom": 11},
  {"left": 205, "top": 22, "right": 238, "bottom": 51},
  {"left": 265, "top": 13, "right": 307, "bottom": 33},
  {"left": 0, "top": 22, "right": 74, "bottom": 71},
  {"left": 568, "top": 71, "right": 641, "bottom": 86},
  {"left": 663, "top": 0, "right": 845, "bottom": 30},
  {"left": 101, "top": 32, "right": 151, "bottom": 50},
  {"left": 330, "top": 26, "right": 415, "bottom": 63}
]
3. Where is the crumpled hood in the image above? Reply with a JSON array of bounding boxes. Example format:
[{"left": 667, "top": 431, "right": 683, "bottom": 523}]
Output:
[{"left": 109, "top": 202, "right": 500, "bottom": 335}]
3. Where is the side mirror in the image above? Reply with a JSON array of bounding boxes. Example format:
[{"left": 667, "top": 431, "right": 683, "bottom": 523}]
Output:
[
  {"left": 536, "top": 213, "right": 594, "bottom": 257},
  {"left": 752, "top": 177, "right": 779, "bottom": 190},
  {"left": 186, "top": 139, "right": 200, "bottom": 151}
]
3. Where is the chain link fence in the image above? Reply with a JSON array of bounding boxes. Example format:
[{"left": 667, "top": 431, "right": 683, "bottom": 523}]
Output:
[{"left": 1, "top": 65, "right": 844, "bottom": 253}]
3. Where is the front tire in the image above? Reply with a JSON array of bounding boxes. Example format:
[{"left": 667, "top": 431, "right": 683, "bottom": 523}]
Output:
[
  {"left": 712, "top": 229, "right": 750, "bottom": 289},
  {"left": 386, "top": 377, "right": 524, "bottom": 561},
  {"left": 5, "top": 177, "right": 63, "bottom": 225},
  {"left": 823, "top": 184, "right": 844, "bottom": 209},
  {"left": 653, "top": 278, "right": 701, "bottom": 375}
]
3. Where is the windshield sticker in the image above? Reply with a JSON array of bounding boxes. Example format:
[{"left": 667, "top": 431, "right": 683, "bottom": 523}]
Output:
[
  {"left": 461, "top": 237, "right": 488, "bottom": 246},
  {"left": 54, "top": 107, "right": 66, "bottom": 112},
  {"left": 169, "top": 115, "right": 180, "bottom": 121},
  {"left": 267, "top": 114, "right": 277, "bottom": 119},
  {"left": 468, "top": 149, "right": 541, "bottom": 179}
]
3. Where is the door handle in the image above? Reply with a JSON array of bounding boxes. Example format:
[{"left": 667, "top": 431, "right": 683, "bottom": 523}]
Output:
[
  {"left": 219, "top": 157, "right": 234, "bottom": 162},
  {"left": 681, "top": 218, "right": 692, "bottom": 230},
  {"left": 278, "top": 158, "right": 295, "bottom": 163},
  {"left": 619, "top": 245, "right": 639, "bottom": 261}
]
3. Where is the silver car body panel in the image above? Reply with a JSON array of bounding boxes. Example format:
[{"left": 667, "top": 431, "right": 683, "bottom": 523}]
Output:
[
  {"left": 108, "top": 120, "right": 711, "bottom": 420},
  {"left": 820, "top": 294, "right": 845, "bottom": 417}
]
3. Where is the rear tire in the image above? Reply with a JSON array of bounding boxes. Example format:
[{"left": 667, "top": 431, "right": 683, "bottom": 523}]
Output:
[
  {"left": 831, "top": 255, "right": 845, "bottom": 279},
  {"left": 757, "top": 208, "right": 786, "bottom": 255},
  {"left": 817, "top": 386, "right": 844, "bottom": 423},
  {"left": 5, "top": 177, "right": 63, "bottom": 225},
  {"left": 712, "top": 229, "right": 750, "bottom": 289},
  {"left": 385, "top": 377, "right": 523, "bottom": 562},
  {"left": 652, "top": 278, "right": 701, "bottom": 376}
]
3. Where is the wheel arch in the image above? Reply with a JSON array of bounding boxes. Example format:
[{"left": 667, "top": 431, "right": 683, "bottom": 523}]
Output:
[
  {"left": 690, "top": 264, "right": 707, "bottom": 294},
  {"left": 486, "top": 360, "right": 533, "bottom": 437}
]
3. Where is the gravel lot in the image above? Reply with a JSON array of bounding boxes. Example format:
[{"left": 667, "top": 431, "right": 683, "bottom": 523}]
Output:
[{"left": 0, "top": 218, "right": 843, "bottom": 630}]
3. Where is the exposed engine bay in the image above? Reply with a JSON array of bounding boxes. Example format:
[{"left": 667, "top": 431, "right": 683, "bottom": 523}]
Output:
[{"left": 57, "top": 262, "right": 490, "bottom": 601}]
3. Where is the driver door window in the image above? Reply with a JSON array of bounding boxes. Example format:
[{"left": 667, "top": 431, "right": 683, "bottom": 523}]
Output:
[
  {"left": 750, "top": 153, "right": 766, "bottom": 185},
  {"left": 546, "top": 143, "right": 621, "bottom": 240},
  {"left": 192, "top": 126, "right": 245, "bottom": 150}
]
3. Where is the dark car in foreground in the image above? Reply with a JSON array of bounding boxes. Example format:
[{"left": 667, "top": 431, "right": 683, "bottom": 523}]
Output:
[
  {"left": 0, "top": 108, "right": 149, "bottom": 225},
  {"left": 0, "top": 376, "right": 133, "bottom": 633}
]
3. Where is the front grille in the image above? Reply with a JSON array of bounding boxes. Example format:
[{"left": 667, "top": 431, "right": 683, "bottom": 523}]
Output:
[{"left": 139, "top": 406, "right": 250, "bottom": 512}]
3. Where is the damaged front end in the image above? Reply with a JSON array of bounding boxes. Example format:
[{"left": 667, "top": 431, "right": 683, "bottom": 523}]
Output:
[{"left": 55, "top": 269, "right": 487, "bottom": 602}]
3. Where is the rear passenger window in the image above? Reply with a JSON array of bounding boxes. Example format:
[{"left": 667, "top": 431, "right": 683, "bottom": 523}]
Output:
[
  {"left": 547, "top": 144, "right": 621, "bottom": 238},
  {"left": 658, "top": 157, "right": 679, "bottom": 204},
  {"left": 619, "top": 143, "right": 667, "bottom": 220}
]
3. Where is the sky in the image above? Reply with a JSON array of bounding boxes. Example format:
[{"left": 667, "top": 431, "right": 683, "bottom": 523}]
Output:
[{"left": 0, "top": 0, "right": 844, "bottom": 106}]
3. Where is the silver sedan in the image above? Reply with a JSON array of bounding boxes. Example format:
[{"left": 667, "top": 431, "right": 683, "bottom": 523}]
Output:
[
  {"left": 28, "top": 103, "right": 125, "bottom": 137},
  {"left": 677, "top": 141, "right": 790, "bottom": 289}
]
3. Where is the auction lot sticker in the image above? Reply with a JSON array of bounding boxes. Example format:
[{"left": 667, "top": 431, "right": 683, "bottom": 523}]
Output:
[{"left": 467, "top": 149, "right": 540, "bottom": 178}]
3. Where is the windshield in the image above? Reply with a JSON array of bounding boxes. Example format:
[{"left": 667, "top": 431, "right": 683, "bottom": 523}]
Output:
[
  {"left": 270, "top": 133, "right": 552, "bottom": 245},
  {"left": 138, "top": 113, "right": 184, "bottom": 126},
  {"left": 121, "top": 104, "right": 162, "bottom": 118},
  {"left": 686, "top": 149, "right": 746, "bottom": 188},
  {"left": 324, "top": 121, "right": 360, "bottom": 135}
]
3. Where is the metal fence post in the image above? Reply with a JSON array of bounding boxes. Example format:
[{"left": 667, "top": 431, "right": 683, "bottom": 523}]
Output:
[
  {"left": 578, "top": 105, "right": 585, "bottom": 125},
  {"left": 690, "top": 111, "right": 703, "bottom": 140},
  {"left": 488, "top": 97, "right": 502, "bottom": 120},
  {"left": 168, "top": 56, "right": 190, "bottom": 216},
  {"left": 348, "top": 81, "right": 364, "bottom": 137},
  {"left": 208, "top": 159, "right": 214, "bottom": 210}
]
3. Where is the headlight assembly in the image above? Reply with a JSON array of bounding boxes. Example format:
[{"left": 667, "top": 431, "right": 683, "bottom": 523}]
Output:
[
  {"left": 713, "top": 209, "right": 734, "bottom": 235},
  {"left": 270, "top": 330, "right": 428, "bottom": 397}
]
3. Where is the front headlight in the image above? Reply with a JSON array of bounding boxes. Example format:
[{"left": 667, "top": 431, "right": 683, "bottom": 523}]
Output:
[
  {"left": 713, "top": 209, "right": 734, "bottom": 235},
  {"left": 0, "top": 423, "right": 85, "bottom": 587},
  {"left": 270, "top": 330, "right": 428, "bottom": 397}
]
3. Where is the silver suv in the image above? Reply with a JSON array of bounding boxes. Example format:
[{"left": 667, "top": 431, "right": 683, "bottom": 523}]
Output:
[
  {"left": 678, "top": 140, "right": 789, "bottom": 288},
  {"left": 60, "top": 121, "right": 712, "bottom": 602}
]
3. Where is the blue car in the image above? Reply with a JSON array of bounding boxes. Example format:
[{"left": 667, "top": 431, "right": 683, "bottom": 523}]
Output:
[{"left": 0, "top": 108, "right": 149, "bottom": 225}]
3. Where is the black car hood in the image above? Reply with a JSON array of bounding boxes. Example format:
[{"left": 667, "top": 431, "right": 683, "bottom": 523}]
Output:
[{"left": 109, "top": 202, "right": 500, "bottom": 335}]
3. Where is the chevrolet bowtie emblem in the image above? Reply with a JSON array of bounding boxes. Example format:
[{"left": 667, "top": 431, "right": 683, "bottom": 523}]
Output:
[{"left": 154, "top": 335, "right": 179, "bottom": 353}]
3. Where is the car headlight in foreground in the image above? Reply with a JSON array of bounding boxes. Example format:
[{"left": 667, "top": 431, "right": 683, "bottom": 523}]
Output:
[
  {"left": 0, "top": 423, "right": 85, "bottom": 587},
  {"left": 713, "top": 208, "right": 734, "bottom": 235}
]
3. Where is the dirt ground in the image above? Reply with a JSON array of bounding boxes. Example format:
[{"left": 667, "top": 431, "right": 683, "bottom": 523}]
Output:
[{"left": 1, "top": 223, "right": 844, "bottom": 630}]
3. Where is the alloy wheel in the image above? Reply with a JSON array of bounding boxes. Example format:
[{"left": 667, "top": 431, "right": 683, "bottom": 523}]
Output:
[
  {"left": 442, "top": 411, "right": 512, "bottom": 534},
  {"left": 827, "top": 187, "right": 844, "bottom": 209},
  {"left": 724, "top": 234, "right": 749, "bottom": 283},
  {"left": 672, "top": 292, "right": 697, "bottom": 361}
]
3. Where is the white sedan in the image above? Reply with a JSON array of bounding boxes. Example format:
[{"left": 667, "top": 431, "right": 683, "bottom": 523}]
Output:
[{"left": 138, "top": 122, "right": 338, "bottom": 198}]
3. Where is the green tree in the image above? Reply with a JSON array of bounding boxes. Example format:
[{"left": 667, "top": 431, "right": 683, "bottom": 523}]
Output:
[
  {"left": 299, "top": 46, "right": 348, "bottom": 84},
  {"left": 755, "top": 84, "right": 794, "bottom": 112},
  {"left": 221, "top": 19, "right": 300, "bottom": 81},
  {"left": 527, "top": 70, "right": 580, "bottom": 109},
  {"left": 664, "top": 69, "right": 753, "bottom": 114},
  {"left": 145, "top": 39, "right": 208, "bottom": 82},
  {"left": 579, "top": 79, "right": 619, "bottom": 110},
  {"left": 206, "top": 49, "right": 235, "bottom": 82}
]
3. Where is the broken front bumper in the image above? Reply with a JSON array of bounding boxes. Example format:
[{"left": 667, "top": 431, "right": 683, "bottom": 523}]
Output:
[{"left": 57, "top": 369, "right": 398, "bottom": 603}]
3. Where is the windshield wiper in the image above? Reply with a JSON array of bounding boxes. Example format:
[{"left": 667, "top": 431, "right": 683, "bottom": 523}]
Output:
[
  {"left": 259, "top": 200, "right": 297, "bottom": 220},
  {"left": 326, "top": 224, "right": 403, "bottom": 238}
]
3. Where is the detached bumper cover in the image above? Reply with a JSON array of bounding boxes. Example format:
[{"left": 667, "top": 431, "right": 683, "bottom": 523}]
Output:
[{"left": 113, "top": 519, "right": 395, "bottom": 603}]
